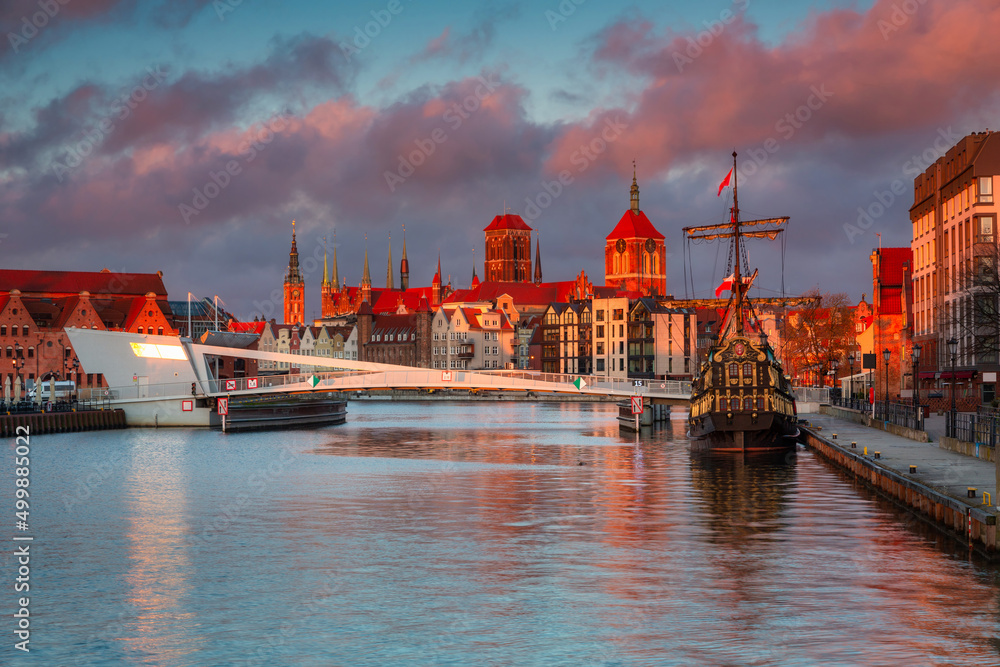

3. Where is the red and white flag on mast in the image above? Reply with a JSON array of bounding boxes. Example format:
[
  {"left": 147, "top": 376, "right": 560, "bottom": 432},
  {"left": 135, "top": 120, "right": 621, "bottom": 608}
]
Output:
[
  {"left": 715, "top": 273, "right": 752, "bottom": 297},
  {"left": 717, "top": 168, "right": 733, "bottom": 196}
]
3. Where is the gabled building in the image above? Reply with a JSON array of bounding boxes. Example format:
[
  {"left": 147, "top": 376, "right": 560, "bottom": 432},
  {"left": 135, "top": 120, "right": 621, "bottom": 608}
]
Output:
[{"left": 539, "top": 302, "right": 592, "bottom": 375}]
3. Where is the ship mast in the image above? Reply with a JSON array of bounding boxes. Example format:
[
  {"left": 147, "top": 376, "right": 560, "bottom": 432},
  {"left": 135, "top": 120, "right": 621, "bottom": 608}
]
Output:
[{"left": 731, "top": 151, "right": 743, "bottom": 335}]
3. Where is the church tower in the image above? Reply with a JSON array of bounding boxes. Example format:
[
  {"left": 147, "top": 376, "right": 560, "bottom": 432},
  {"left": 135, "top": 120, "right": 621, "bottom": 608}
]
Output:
[
  {"left": 283, "top": 220, "right": 305, "bottom": 324},
  {"left": 484, "top": 213, "right": 532, "bottom": 282},
  {"left": 604, "top": 165, "right": 667, "bottom": 296}
]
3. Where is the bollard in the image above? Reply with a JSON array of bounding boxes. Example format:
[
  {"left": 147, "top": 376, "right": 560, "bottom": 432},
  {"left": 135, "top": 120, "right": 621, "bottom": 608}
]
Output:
[
  {"left": 909, "top": 465, "right": 917, "bottom": 474},
  {"left": 864, "top": 446, "right": 868, "bottom": 456},
  {"left": 874, "top": 451, "right": 881, "bottom": 459},
  {"left": 851, "top": 441, "right": 857, "bottom": 449},
  {"left": 984, "top": 492, "right": 992, "bottom": 507},
  {"left": 968, "top": 487, "right": 977, "bottom": 499},
  {"left": 832, "top": 433, "right": 837, "bottom": 440}
]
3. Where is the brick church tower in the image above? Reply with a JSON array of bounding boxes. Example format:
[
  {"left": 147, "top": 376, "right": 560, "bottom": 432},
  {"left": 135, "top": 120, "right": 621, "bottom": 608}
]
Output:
[
  {"left": 283, "top": 220, "right": 305, "bottom": 324},
  {"left": 484, "top": 213, "right": 532, "bottom": 282},
  {"left": 604, "top": 167, "right": 666, "bottom": 296}
]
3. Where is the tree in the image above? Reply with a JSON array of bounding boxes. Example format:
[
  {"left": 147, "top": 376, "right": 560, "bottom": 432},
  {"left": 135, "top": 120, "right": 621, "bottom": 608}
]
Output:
[{"left": 780, "top": 290, "right": 855, "bottom": 387}]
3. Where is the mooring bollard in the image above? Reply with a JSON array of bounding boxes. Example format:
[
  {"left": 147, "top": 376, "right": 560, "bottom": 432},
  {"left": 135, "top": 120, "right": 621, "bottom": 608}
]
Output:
[
  {"left": 984, "top": 492, "right": 992, "bottom": 507},
  {"left": 874, "top": 451, "right": 881, "bottom": 459},
  {"left": 832, "top": 433, "right": 837, "bottom": 440},
  {"left": 851, "top": 441, "right": 857, "bottom": 449},
  {"left": 863, "top": 446, "right": 868, "bottom": 456},
  {"left": 909, "top": 465, "right": 917, "bottom": 474},
  {"left": 968, "top": 487, "right": 977, "bottom": 499}
]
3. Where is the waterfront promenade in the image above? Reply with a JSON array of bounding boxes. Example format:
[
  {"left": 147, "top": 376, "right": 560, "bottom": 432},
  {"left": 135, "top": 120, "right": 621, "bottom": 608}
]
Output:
[{"left": 801, "top": 411, "right": 999, "bottom": 556}]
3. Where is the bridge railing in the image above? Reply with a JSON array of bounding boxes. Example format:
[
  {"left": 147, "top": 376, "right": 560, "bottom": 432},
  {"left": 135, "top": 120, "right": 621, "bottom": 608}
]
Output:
[{"left": 95, "top": 368, "right": 693, "bottom": 402}]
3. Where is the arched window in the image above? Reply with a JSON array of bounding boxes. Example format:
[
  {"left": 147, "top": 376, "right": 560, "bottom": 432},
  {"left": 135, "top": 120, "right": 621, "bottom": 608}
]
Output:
[
  {"left": 652, "top": 252, "right": 659, "bottom": 274},
  {"left": 0, "top": 326, "right": 5, "bottom": 336},
  {"left": 138, "top": 327, "right": 144, "bottom": 334},
  {"left": 158, "top": 327, "right": 164, "bottom": 336},
  {"left": 22, "top": 325, "right": 28, "bottom": 336},
  {"left": 613, "top": 253, "right": 620, "bottom": 274},
  {"left": 621, "top": 251, "right": 629, "bottom": 273},
  {"left": 27, "top": 347, "right": 33, "bottom": 359}
]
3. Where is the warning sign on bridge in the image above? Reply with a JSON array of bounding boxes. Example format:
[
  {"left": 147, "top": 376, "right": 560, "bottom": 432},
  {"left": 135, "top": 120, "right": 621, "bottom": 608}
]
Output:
[
  {"left": 225, "top": 379, "right": 236, "bottom": 391},
  {"left": 247, "top": 378, "right": 258, "bottom": 389},
  {"left": 218, "top": 397, "right": 229, "bottom": 416}
]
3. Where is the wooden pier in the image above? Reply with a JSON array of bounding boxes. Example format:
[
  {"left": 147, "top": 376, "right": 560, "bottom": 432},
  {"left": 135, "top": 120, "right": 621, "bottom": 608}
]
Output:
[{"left": 0, "top": 409, "right": 127, "bottom": 437}]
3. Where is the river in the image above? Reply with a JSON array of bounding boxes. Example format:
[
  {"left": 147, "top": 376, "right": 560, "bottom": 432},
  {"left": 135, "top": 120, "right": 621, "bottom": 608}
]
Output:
[{"left": 3, "top": 401, "right": 999, "bottom": 666}]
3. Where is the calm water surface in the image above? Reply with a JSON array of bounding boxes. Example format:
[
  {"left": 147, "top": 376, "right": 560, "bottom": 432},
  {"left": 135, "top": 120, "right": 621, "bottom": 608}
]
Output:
[{"left": 3, "top": 401, "right": 999, "bottom": 666}]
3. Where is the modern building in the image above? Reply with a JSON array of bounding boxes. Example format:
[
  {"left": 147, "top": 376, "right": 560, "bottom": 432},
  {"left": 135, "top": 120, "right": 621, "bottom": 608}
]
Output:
[
  {"left": 910, "top": 130, "right": 1000, "bottom": 405},
  {"left": 627, "top": 299, "right": 696, "bottom": 379},
  {"left": 538, "top": 302, "right": 592, "bottom": 375},
  {"left": 592, "top": 296, "right": 630, "bottom": 379}
]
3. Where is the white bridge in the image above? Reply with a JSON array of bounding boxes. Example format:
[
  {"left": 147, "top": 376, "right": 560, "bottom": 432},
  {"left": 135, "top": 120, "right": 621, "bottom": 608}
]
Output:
[{"left": 65, "top": 329, "right": 691, "bottom": 426}]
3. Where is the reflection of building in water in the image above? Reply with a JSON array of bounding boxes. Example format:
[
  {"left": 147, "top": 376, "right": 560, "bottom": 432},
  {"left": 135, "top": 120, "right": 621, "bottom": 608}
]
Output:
[{"left": 122, "top": 448, "right": 196, "bottom": 663}]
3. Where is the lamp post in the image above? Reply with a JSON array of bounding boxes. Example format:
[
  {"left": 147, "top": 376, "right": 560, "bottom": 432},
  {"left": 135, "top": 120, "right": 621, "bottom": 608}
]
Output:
[
  {"left": 848, "top": 353, "right": 855, "bottom": 404},
  {"left": 912, "top": 343, "right": 921, "bottom": 427},
  {"left": 831, "top": 358, "right": 839, "bottom": 394},
  {"left": 882, "top": 348, "right": 891, "bottom": 414},
  {"left": 948, "top": 337, "right": 958, "bottom": 436}
]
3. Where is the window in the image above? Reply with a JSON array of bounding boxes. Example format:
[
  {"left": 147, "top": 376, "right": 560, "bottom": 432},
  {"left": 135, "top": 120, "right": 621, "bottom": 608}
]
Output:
[
  {"left": 22, "top": 326, "right": 28, "bottom": 336},
  {"left": 743, "top": 363, "right": 753, "bottom": 377},
  {"left": 979, "top": 216, "right": 995, "bottom": 243},
  {"left": 434, "top": 333, "right": 439, "bottom": 341},
  {"left": 619, "top": 358, "right": 624, "bottom": 371},
  {"left": 730, "top": 363, "right": 738, "bottom": 377},
  {"left": 744, "top": 396, "right": 754, "bottom": 411},
  {"left": 596, "top": 342, "right": 604, "bottom": 355},
  {"left": 596, "top": 325, "right": 604, "bottom": 338},
  {"left": 618, "top": 341, "right": 624, "bottom": 354},
  {"left": 757, "top": 396, "right": 765, "bottom": 411},
  {"left": 596, "top": 310, "right": 605, "bottom": 321},
  {"left": 0, "top": 326, "right": 4, "bottom": 336},
  {"left": 612, "top": 309, "right": 624, "bottom": 320},
  {"left": 158, "top": 327, "right": 164, "bottom": 335},
  {"left": 596, "top": 359, "right": 605, "bottom": 372},
  {"left": 27, "top": 347, "right": 33, "bottom": 358},
  {"left": 979, "top": 176, "right": 993, "bottom": 204},
  {"left": 138, "top": 327, "right": 144, "bottom": 334}
]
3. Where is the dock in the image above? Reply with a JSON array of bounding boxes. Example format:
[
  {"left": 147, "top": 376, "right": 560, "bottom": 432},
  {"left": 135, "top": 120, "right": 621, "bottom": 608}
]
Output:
[{"left": 800, "top": 411, "right": 999, "bottom": 559}]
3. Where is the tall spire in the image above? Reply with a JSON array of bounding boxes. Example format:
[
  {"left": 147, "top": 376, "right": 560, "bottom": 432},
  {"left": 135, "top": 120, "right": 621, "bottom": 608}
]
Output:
[
  {"left": 285, "top": 220, "right": 302, "bottom": 283},
  {"left": 322, "top": 236, "right": 330, "bottom": 287},
  {"left": 630, "top": 160, "right": 640, "bottom": 214},
  {"left": 362, "top": 235, "right": 371, "bottom": 287},
  {"left": 386, "top": 232, "right": 394, "bottom": 290},
  {"left": 331, "top": 230, "right": 339, "bottom": 289},
  {"left": 533, "top": 236, "right": 543, "bottom": 285},
  {"left": 471, "top": 248, "right": 479, "bottom": 288},
  {"left": 400, "top": 224, "right": 409, "bottom": 290}
]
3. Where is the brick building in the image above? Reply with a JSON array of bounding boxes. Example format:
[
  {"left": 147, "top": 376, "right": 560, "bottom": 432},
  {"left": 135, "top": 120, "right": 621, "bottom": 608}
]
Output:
[{"left": 0, "top": 268, "right": 175, "bottom": 390}]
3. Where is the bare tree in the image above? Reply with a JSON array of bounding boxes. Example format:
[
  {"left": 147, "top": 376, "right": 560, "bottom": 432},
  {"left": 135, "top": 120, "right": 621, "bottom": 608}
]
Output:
[{"left": 781, "top": 290, "right": 855, "bottom": 386}]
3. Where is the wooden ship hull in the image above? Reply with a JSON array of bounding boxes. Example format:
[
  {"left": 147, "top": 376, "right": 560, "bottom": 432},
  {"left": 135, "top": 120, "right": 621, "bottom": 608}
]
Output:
[{"left": 688, "top": 336, "right": 798, "bottom": 452}]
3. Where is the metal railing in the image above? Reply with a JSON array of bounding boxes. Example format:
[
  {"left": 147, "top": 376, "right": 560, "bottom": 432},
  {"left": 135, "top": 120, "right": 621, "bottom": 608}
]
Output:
[
  {"left": 793, "top": 387, "right": 831, "bottom": 404},
  {"left": 873, "top": 400, "right": 924, "bottom": 431},
  {"left": 948, "top": 412, "right": 1000, "bottom": 448},
  {"left": 831, "top": 396, "right": 869, "bottom": 412}
]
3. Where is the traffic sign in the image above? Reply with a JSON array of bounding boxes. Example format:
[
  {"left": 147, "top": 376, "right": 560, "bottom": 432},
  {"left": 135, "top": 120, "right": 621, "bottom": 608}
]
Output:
[
  {"left": 218, "top": 397, "right": 229, "bottom": 415},
  {"left": 181, "top": 400, "right": 193, "bottom": 412},
  {"left": 573, "top": 377, "right": 587, "bottom": 390},
  {"left": 631, "top": 396, "right": 643, "bottom": 415},
  {"left": 309, "top": 375, "right": 320, "bottom": 388},
  {"left": 225, "top": 379, "right": 236, "bottom": 391},
  {"left": 247, "top": 378, "right": 258, "bottom": 389},
  {"left": 442, "top": 371, "right": 452, "bottom": 381}
]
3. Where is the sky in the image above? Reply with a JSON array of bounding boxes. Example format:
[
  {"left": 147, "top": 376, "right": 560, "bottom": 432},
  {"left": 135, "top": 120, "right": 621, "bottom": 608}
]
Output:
[{"left": 2, "top": 0, "right": 999, "bottom": 321}]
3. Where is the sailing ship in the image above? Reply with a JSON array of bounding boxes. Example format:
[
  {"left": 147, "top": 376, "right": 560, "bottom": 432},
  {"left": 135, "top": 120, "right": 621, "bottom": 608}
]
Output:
[{"left": 685, "top": 152, "right": 799, "bottom": 452}]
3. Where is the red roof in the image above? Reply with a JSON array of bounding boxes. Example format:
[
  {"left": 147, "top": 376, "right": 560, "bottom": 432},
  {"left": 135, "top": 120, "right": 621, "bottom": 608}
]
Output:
[
  {"left": 445, "top": 280, "right": 583, "bottom": 306},
  {"left": 0, "top": 269, "right": 168, "bottom": 297},
  {"left": 606, "top": 210, "right": 664, "bottom": 241},
  {"left": 370, "top": 287, "right": 435, "bottom": 314},
  {"left": 877, "top": 248, "right": 912, "bottom": 286},
  {"left": 484, "top": 214, "right": 532, "bottom": 232},
  {"left": 229, "top": 321, "right": 267, "bottom": 335}
]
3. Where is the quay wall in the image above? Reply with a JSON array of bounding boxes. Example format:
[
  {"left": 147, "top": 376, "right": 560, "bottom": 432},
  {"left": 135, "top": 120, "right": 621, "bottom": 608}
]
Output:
[
  {"left": 940, "top": 436, "right": 997, "bottom": 463},
  {"left": 0, "top": 409, "right": 127, "bottom": 437},
  {"left": 800, "top": 427, "right": 998, "bottom": 558},
  {"left": 819, "top": 404, "right": 929, "bottom": 443}
]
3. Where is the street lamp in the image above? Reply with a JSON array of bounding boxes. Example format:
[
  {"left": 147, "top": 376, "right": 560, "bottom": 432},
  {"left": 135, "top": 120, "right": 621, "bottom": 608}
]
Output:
[
  {"left": 912, "top": 343, "right": 921, "bottom": 426},
  {"left": 848, "top": 353, "right": 855, "bottom": 403},
  {"left": 948, "top": 337, "right": 958, "bottom": 436},
  {"left": 882, "top": 347, "right": 891, "bottom": 407},
  {"left": 831, "top": 358, "right": 839, "bottom": 393}
]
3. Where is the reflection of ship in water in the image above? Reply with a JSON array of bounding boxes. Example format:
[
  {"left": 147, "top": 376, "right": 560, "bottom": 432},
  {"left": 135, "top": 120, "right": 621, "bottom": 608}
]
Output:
[{"left": 688, "top": 449, "right": 797, "bottom": 540}]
